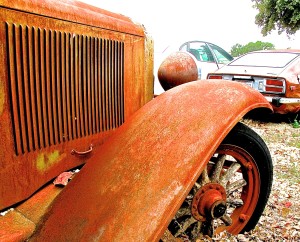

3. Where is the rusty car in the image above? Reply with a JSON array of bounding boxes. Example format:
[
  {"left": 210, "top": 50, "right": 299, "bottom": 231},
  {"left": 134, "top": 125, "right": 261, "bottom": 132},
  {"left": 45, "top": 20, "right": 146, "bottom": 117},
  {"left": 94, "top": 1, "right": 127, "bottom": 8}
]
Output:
[
  {"left": 0, "top": 0, "right": 273, "bottom": 241},
  {"left": 207, "top": 49, "right": 300, "bottom": 114}
]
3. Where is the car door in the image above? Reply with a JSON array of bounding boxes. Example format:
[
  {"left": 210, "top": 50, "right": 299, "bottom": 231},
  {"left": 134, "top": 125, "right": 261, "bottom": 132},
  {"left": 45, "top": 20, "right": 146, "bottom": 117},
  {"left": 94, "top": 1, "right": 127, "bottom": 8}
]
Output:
[{"left": 180, "top": 41, "right": 233, "bottom": 79}]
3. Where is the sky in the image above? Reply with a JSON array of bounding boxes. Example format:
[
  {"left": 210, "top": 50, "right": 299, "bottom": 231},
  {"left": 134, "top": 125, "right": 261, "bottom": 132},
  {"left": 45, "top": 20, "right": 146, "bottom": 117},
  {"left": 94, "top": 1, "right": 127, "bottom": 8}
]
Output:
[{"left": 81, "top": 0, "right": 300, "bottom": 53}]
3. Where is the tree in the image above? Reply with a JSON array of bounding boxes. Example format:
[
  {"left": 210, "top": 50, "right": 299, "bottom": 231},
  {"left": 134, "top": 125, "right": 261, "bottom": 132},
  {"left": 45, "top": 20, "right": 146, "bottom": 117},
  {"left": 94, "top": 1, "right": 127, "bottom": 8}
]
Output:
[
  {"left": 230, "top": 41, "right": 275, "bottom": 57},
  {"left": 253, "top": 0, "right": 300, "bottom": 36}
]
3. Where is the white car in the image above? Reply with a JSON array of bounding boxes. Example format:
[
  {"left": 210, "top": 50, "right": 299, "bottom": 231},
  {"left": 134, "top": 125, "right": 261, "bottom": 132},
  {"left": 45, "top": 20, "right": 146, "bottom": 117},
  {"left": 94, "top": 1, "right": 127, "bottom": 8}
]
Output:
[
  {"left": 207, "top": 50, "right": 300, "bottom": 114},
  {"left": 155, "top": 40, "right": 233, "bottom": 94}
]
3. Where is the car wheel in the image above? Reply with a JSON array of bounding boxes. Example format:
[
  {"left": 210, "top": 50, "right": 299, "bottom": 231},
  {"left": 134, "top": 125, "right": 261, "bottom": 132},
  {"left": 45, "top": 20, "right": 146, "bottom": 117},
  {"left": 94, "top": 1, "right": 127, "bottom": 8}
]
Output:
[{"left": 161, "top": 122, "right": 273, "bottom": 241}]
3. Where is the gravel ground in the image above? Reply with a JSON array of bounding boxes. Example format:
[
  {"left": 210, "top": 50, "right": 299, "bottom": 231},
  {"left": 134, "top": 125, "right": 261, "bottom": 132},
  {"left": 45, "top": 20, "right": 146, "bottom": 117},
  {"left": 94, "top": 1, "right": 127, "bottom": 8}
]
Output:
[{"left": 209, "top": 117, "right": 300, "bottom": 242}]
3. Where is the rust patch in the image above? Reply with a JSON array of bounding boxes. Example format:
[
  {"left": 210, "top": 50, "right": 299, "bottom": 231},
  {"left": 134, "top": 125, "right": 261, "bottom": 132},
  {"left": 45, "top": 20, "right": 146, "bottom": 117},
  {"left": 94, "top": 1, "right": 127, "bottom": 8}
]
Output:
[
  {"left": 36, "top": 151, "right": 65, "bottom": 172},
  {"left": 0, "top": 81, "right": 4, "bottom": 115}
]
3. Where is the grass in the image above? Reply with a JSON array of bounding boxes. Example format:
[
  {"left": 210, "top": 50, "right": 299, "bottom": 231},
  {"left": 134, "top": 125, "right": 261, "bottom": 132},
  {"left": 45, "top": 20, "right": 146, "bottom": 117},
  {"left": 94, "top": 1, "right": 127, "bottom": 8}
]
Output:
[
  {"left": 288, "top": 132, "right": 300, "bottom": 148},
  {"left": 278, "top": 162, "right": 300, "bottom": 183}
]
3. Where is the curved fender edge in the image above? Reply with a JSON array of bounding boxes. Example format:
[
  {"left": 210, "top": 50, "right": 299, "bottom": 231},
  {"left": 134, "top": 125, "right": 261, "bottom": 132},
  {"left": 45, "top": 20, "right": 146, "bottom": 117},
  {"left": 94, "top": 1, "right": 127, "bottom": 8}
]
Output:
[{"left": 30, "top": 80, "right": 272, "bottom": 241}]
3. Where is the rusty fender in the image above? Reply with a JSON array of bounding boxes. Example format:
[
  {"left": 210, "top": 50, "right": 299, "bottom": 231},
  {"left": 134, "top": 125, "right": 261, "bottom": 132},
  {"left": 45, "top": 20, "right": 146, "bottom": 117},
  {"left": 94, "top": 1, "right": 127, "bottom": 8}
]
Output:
[{"left": 30, "top": 80, "right": 272, "bottom": 242}]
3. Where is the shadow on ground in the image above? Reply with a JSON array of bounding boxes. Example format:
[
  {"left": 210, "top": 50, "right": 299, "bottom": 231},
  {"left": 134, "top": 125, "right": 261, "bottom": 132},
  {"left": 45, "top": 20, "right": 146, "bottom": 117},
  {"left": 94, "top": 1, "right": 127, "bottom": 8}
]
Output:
[{"left": 244, "top": 110, "right": 299, "bottom": 124}]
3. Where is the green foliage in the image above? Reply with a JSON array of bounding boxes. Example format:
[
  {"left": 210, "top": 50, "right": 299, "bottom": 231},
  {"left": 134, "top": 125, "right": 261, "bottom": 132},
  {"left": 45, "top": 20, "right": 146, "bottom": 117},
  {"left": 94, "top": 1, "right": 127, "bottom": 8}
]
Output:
[
  {"left": 230, "top": 41, "right": 275, "bottom": 57},
  {"left": 253, "top": 0, "right": 300, "bottom": 36}
]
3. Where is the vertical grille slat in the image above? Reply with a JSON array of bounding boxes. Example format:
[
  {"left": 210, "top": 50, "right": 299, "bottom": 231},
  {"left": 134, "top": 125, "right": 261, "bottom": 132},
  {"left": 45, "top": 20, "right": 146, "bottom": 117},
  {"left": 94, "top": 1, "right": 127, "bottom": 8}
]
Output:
[
  {"left": 93, "top": 38, "right": 100, "bottom": 133},
  {"left": 51, "top": 30, "right": 59, "bottom": 145},
  {"left": 15, "top": 25, "right": 28, "bottom": 153},
  {"left": 28, "top": 26, "right": 39, "bottom": 150},
  {"left": 82, "top": 36, "right": 88, "bottom": 136},
  {"left": 7, "top": 24, "right": 125, "bottom": 155},
  {"left": 34, "top": 27, "right": 44, "bottom": 149},
  {"left": 108, "top": 40, "right": 113, "bottom": 129},
  {"left": 78, "top": 36, "right": 85, "bottom": 137},
  {"left": 103, "top": 40, "right": 110, "bottom": 130},
  {"left": 22, "top": 26, "right": 33, "bottom": 152},
  {"left": 7, "top": 23, "right": 22, "bottom": 155},
  {"left": 65, "top": 33, "right": 72, "bottom": 141},
  {"left": 120, "top": 42, "right": 125, "bottom": 127},
  {"left": 61, "top": 32, "right": 68, "bottom": 142},
  {"left": 91, "top": 37, "right": 96, "bottom": 134},
  {"left": 40, "top": 29, "right": 49, "bottom": 147},
  {"left": 101, "top": 39, "right": 106, "bottom": 132},
  {"left": 87, "top": 36, "right": 92, "bottom": 135},
  {"left": 74, "top": 36, "right": 81, "bottom": 138},
  {"left": 45, "top": 29, "right": 54, "bottom": 146},
  {"left": 111, "top": 41, "right": 116, "bottom": 129},
  {"left": 98, "top": 39, "right": 103, "bottom": 132},
  {"left": 117, "top": 42, "right": 122, "bottom": 127},
  {"left": 70, "top": 34, "right": 76, "bottom": 140},
  {"left": 55, "top": 31, "right": 63, "bottom": 144}
]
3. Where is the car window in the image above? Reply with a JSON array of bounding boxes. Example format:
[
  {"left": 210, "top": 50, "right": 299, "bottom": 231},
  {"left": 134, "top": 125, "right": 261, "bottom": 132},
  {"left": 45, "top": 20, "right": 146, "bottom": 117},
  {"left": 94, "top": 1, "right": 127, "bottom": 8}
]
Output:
[
  {"left": 208, "top": 43, "right": 233, "bottom": 64},
  {"left": 229, "top": 52, "right": 299, "bottom": 68},
  {"left": 180, "top": 42, "right": 215, "bottom": 62}
]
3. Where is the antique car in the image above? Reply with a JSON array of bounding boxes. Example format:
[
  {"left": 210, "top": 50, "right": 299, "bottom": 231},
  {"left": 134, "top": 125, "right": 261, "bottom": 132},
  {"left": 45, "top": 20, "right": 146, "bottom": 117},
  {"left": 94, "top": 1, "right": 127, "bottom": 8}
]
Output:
[
  {"left": 0, "top": 0, "right": 273, "bottom": 241},
  {"left": 207, "top": 50, "right": 300, "bottom": 114}
]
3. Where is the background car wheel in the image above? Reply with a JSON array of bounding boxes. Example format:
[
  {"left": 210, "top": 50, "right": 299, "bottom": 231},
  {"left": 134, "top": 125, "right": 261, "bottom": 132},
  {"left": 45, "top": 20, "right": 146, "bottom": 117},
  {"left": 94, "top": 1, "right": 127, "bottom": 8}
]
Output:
[{"left": 161, "top": 122, "right": 273, "bottom": 241}]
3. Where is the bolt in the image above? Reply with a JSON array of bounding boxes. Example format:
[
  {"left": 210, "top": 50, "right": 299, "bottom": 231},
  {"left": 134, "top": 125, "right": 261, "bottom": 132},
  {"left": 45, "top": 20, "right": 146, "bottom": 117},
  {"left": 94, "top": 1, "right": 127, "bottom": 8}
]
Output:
[{"left": 239, "top": 214, "right": 247, "bottom": 222}]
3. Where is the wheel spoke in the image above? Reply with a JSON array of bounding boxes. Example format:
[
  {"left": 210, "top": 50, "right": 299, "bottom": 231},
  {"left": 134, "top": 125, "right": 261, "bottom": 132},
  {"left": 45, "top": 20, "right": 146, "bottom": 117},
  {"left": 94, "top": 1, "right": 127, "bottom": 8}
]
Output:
[
  {"left": 174, "top": 217, "right": 197, "bottom": 237},
  {"left": 220, "top": 214, "right": 232, "bottom": 226},
  {"left": 200, "top": 167, "right": 210, "bottom": 186},
  {"left": 210, "top": 154, "right": 226, "bottom": 183},
  {"left": 200, "top": 220, "right": 214, "bottom": 237},
  {"left": 161, "top": 229, "right": 179, "bottom": 242},
  {"left": 174, "top": 207, "right": 191, "bottom": 219},
  {"left": 226, "top": 179, "right": 247, "bottom": 194},
  {"left": 190, "top": 222, "right": 202, "bottom": 239},
  {"left": 220, "top": 162, "right": 241, "bottom": 187},
  {"left": 227, "top": 198, "right": 244, "bottom": 207}
]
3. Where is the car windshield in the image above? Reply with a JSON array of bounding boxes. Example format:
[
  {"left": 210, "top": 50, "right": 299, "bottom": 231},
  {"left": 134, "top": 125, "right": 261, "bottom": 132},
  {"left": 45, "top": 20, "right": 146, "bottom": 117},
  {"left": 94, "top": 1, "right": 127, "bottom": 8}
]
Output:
[
  {"left": 179, "top": 41, "right": 233, "bottom": 64},
  {"left": 208, "top": 43, "right": 234, "bottom": 64},
  {"left": 229, "top": 52, "right": 299, "bottom": 68}
]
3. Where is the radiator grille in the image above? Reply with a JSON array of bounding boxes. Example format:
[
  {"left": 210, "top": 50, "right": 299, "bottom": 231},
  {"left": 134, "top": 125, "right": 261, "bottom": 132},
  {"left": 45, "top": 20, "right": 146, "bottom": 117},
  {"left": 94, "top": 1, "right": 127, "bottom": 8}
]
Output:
[{"left": 6, "top": 23, "right": 125, "bottom": 155}]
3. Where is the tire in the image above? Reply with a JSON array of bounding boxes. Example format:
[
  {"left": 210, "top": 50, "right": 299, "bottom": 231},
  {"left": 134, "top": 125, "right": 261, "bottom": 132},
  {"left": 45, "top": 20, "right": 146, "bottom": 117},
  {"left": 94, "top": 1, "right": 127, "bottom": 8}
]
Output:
[
  {"left": 222, "top": 122, "right": 273, "bottom": 232},
  {"left": 161, "top": 122, "right": 273, "bottom": 240}
]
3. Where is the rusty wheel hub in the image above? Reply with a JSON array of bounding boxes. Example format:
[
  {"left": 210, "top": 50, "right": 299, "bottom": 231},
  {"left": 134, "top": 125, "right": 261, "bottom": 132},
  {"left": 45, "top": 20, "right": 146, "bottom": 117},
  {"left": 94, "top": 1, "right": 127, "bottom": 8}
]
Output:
[{"left": 191, "top": 183, "right": 227, "bottom": 221}]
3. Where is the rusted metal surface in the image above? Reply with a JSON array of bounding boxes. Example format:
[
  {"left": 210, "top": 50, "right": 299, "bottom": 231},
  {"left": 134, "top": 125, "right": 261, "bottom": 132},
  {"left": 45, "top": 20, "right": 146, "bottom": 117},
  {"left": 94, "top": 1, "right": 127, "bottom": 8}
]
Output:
[
  {"left": 0, "top": 210, "right": 36, "bottom": 241},
  {"left": 0, "top": 0, "right": 153, "bottom": 210},
  {"left": 158, "top": 51, "right": 198, "bottom": 90},
  {"left": 192, "top": 183, "right": 227, "bottom": 221},
  {"left": 0, "top": 0, "right": 145, "bottom": 37},
  {"left": 0, "top": 183, "right": 65, "bottom": 241},
  {"left": 30, "top": 80, "right": 272, "bottom": 241}
]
